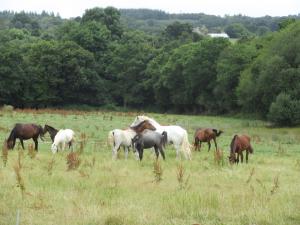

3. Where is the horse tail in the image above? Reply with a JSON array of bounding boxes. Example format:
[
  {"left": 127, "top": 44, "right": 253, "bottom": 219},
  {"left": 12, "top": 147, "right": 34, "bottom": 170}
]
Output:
[
  {"left": 213, "top": 129, "right": 223, "bottom": 137},
  {"left": 181, "top": 130, "right": 192, "bottom": 160},
  {"left": 161, "top": 131, "right": 168, "bottom": 148},
  {"left": 107, "top": 131, "right": 115, "bottom": 148}
]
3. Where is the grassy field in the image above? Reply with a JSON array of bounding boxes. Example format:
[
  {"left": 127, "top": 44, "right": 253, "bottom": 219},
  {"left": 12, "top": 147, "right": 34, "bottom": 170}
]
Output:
[{"left": 0, "top": 109, "right": 300, "bottom": 225}]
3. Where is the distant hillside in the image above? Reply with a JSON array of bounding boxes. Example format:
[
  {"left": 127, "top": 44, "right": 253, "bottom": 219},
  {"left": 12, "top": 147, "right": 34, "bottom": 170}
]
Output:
[{"left": 120, "top": 8, "right": 300, "bottom": 35}]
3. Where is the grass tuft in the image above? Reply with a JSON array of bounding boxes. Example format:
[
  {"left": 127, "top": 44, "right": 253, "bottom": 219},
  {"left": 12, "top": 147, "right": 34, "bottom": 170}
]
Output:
[
  {"left": 153, "top": 159, "right": 163, "bottom": 183},
  {"left": 66, "top": 152, "right": 81, "bottom": 171},
  {"left": 2, "top": 140, "right": 8, "bottom": 167}
]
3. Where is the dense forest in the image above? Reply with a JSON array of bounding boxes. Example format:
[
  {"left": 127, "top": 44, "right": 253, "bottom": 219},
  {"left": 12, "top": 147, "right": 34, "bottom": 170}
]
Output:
[{"left": 0, "top": 8, "right": 299, "bottom": 125}]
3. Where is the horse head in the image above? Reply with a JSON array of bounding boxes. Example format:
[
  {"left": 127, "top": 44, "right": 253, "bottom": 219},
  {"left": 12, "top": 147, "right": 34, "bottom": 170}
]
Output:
[
  {"left": 51, "top": 143, "right": 58, "bottom": 154},
  {"left": 228, "top": 152, "right": 236, "bottom": 164}
]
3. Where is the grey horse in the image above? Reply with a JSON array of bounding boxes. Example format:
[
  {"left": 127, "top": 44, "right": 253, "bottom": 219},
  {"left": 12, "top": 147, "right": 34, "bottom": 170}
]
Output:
[{"left": 132, "top": 130, "right": 167, "bottom": 161}]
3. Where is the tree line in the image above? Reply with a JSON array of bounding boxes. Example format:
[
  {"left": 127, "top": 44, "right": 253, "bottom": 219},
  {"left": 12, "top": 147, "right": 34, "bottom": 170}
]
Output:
[{"left": 0, "top": 8, "right": 299, "bottom": 126}]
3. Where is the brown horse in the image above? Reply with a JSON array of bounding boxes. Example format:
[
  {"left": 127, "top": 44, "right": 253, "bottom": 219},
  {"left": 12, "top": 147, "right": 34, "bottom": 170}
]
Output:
[
  {"left": 194, "top": 128, "right": 223, "bottom": 151},
  {"left": 44, "top": 124, "right": 58, "bottom": 142},
  {"left": 6, "top": 123, "right": 45, "bottom": 151},
  {"left": 229, "top": 134, "right": 254, "bottom": 164}
]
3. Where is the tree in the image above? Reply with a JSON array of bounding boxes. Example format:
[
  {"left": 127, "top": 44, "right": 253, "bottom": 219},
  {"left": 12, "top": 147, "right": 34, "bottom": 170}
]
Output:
[
  {"left": 105, "top": 31, "right": 155, "bottom": 108},
  {"left": 82, "top": 7, "right": 122, "bottom": 38},
  {"left": 225, "top": 23, "right": 252, "bottom": 38}
]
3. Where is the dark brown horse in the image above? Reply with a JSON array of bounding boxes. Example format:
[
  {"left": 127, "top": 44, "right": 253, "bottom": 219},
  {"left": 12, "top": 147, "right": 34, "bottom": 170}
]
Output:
[
  {"left": 194, "top": 128, "right": 223, "bottom": 151},
  {"left": 6, "top": 123, "right": 45, "bottom": 151},
  {"left": 44, "top": 124, "right": 58, "bottom": 142},
  {"left": 229, "top": 134, "right": 254, "bottom": 164}
]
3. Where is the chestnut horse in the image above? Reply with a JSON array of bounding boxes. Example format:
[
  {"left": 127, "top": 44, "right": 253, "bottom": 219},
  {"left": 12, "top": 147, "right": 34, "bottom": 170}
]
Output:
[
  {"left": 229, "top": 134, "right": 254, "bottom": 164},
  {"left": 6, "top": 123, "right": 45, "bottom": 151},
  {"left": 194, "top": 128, "right": 223, "bottom": 151}
]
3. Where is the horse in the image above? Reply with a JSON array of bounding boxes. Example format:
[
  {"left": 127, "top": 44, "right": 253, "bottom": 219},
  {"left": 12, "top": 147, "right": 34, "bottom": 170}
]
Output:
[
  {"left": 194, "top": 128, "right": 223, "bottom": 151},
  {"left": 108, "top": 120, "right": 156, "bottom": 160},
  {"left": 51, "top": 129, "right": 75, "bottom": 154},
  {"left": 132, "top": 130, "right": 167, "bottom": 161},
  {"left": 229, "top": 134, "right": 254, "bottom": 164},
  {"left": 6, "top": 123, "right": 45, "bottom": 151},
  {"left": 43, "top": 124, "right": 58, "bottom": 142},
  {"left": 130, "top": 115, "right": 191, "bottom": 160}
]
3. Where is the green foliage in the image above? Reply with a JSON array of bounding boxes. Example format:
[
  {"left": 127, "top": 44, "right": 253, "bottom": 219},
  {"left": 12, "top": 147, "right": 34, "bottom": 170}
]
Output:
[
  {"left": 0, "top": 9, "right": 299, "bottom": 126},
  {"left": 268, "top": 93, "right": 300, "bottom": 126},
  {"left": 224, "top": 23, "right": 253, "bottom": 38}
]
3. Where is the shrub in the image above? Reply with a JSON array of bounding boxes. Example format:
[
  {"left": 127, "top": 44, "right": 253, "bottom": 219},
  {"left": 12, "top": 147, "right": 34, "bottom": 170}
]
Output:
[{"left": 268, "top": 93, "right": 300, "bottom": 126}]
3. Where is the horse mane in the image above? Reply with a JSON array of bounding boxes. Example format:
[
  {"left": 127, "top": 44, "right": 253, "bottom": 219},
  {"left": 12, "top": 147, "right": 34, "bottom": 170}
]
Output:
[
  {"left": 230, "top": 135, "right": 238, "bottom": 154},
  {"left": 45, "top": 124, "right": 58, "bottom": 133},
  {"left": 212, "top": 129, "right": 223, "bottom": 137},
  {"left": 7, "top": 125, "right": 16, "bottom": 141},
  {"left": 139, "top": 115, "right": 160, "bottom": 127}
]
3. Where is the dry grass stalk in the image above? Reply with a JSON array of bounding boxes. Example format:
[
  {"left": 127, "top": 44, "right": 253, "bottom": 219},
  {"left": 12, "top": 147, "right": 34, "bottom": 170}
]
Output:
[
  {"left": 214, "top": 148, "right": 223, "bottom": 166},
  {"left": 2, "top": 140, "right": 8, "bottom": 167},
  {"left": 66, "top": 152, "right": 81, "bottom": 171},
  {"left": 177, "top": 163, "right": 184, "bottom": 184},
  {"left": 176, "top": 163, "right": 190, "bottom": 190},
  {"left": 153, "top": 159, "right": 163, "bottom": 183},
  {"left": 246, "top": 168, "right": 255, "bottom": 183},
  {"left": 13, "top": 163, "right": 25, "bottom": 197},
  {"left": 47, "top": 157, "right": 55, "bottom": 176},
  {"left": 17, "top": 150, "right": 23, "bottom": 169},
  {"left": 271, "top": 174, "right": 280, "bottom": 195},
  {"left": 27, "top": 143, "right": 36, "bottom": 159}
]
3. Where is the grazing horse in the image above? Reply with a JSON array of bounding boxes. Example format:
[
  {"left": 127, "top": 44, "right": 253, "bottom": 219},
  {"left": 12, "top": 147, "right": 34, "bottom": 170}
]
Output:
[
  {"left": 194, "top": 128, "right": 223, "bottom": 151},
  {"left": 131, "top": 116, "right": 191, "bottom": 160},
  {"left": 43, "top": 124, "right": 58, "bottom": 142},
  {"left": 229, "top": 134, "right": 254, "bottom": 164},
  {"left": 51, "top": 129, "right": 75, "bottom": 154},
  {"left": 6, "top": 123, "right": 45, "bottom": 151},
  {"left": 132, "top": 130, "right": 167, "bottom": 161},
  {"left": 108, "top": 120, "right": 156, "bottom": 160}
]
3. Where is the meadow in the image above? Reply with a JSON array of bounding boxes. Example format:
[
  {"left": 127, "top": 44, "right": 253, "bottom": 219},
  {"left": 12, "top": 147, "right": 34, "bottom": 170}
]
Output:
[{"left": 0, "top": 109, "right": 300, "bottom": 225}]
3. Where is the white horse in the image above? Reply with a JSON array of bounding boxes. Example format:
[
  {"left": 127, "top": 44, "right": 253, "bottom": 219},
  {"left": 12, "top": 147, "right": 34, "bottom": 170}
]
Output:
[
  {"left": 108, "top": 120, "right": 156, "bottom": 160},
  {"left": 51, "top": 129, "right": 75, "bottom": 154},
  {"left": 108, "top": 129, "right": 139, "bottom": 160},
  {"left": 130, "top": 115, "right": 192, "bottom": 160}
]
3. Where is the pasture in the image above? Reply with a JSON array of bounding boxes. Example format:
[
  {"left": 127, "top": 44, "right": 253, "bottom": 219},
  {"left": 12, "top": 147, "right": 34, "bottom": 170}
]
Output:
[{"left": 0, "top": 109, "right": 300, "bottom": 225}]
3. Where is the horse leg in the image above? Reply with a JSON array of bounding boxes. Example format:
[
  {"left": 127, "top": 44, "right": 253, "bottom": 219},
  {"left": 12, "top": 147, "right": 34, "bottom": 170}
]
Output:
[
  {"left": 158, "top": 146, "right": 166, "bottom": 160},
  {"left": 194, "top": 138, "right": 199, "bottom": 151},
  {"left": 240, "top": 152, "right": 244, "bottom": 163},
  {"left": 199, "top": 141, "right": 202, "bottom": 151},
  {"left": 213, "top": 138, "right": 218, "bottom": 151},
  {"left": 124, "top": 146, "right": 129, "bottom": 160},
  {"left": 175, "top": 144, "right": 180, "bottom": 159},
  {"left": 33, "top": 138, "right": 38, "bottom": 151},
  {"left": 154, "top": 146, "right": 160, "bottom": 159},
  {"left": 62, "top": 142, "right": 66, "bottom": 151},
  {"left": 208, "top": 141, "right": 211, "bottom": 152},
  {"left": 236, "top": 153, "right": 239, "bottom": 164},
  {"left": 20, "top": 139, "right": 25, "bottom": 150},
  {"left": 112, "top": 143, "right": 120, "bottom": 160},
  {"left": 139, "top": 148, "right": 144, "bottom": 161},
  {"left": 246, "top": 150, "right": 249, "bottom": 163}
]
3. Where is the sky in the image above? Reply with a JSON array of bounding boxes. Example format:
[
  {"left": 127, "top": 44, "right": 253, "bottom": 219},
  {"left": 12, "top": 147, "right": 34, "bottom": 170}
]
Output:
[{"left": 1, "top": 0, "right": 299, "bottom": 18}]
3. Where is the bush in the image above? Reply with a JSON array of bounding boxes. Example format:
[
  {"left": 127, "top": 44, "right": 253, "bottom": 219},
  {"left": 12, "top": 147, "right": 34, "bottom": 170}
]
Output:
[{"left": 268, "top": 93, "right": 300, "bottom": 126}]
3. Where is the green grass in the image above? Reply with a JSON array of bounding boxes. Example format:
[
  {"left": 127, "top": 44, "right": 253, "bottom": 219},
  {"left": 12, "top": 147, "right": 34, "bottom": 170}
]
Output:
[{"left": 0, "top": 109, "right": 300, "bottom": 225}]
